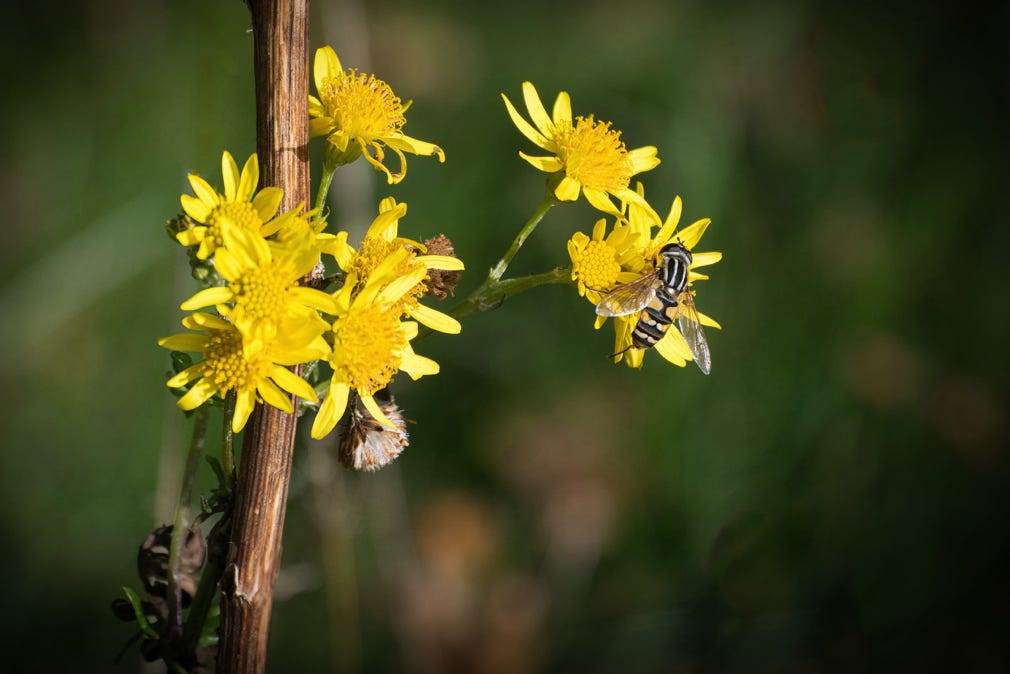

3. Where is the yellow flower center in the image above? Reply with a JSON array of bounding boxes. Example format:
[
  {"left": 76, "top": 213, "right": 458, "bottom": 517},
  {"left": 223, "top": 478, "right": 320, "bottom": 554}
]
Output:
[
  {"left": 572, "top": 239, "right": 622, "bottom": 292},
  {"left": 334, "top": 303, "right": 407, "bottom": 395},
  {"left": 202, "top": 326, "right": 269, "bottom": 393},
  {"left": 555, "top": 116, "right": 633, "bottom": 192},
  {"left": 348, "top": 239, "right": 427, "bottom": 304},
  {"left": 231, "top": 262, "right": 290, "bottom": 324},
  {"left": 205, "top": 202, "right": 262, "bottom": 251},
  {"left": 321, "top": 70, "right": 406, "bottom": 142}
]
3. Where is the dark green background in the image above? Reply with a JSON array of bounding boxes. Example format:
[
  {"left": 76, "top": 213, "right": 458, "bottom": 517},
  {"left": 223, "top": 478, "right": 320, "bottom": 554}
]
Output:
[{"left": 2, "top": 1, "right": 1008, "bottom": 671}]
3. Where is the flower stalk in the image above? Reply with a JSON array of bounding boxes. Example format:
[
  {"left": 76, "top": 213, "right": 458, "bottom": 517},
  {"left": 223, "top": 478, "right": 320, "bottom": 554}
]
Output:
[{"left": 217, "top": 2, "right": 310, "bottom": 673}]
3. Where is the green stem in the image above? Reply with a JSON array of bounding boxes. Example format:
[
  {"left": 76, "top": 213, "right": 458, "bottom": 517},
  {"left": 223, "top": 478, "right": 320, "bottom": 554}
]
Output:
[
  {"left": 221, "top": 391, "right": 236, "bottom": 488},
  {"left": 451, "top": 267, "right": 573, "bottom": 320},
  {"left": 314, "top": 159, "right": 338, "bottom": 214},
  {"left": 166, "top": 406, "right": 209, "bottom": 635},
  {"left": 487, "top": 195, "right": 556, "bottom": 282},
  {"left": 181, "top": 552, "right": 221, "bottom": 653}
]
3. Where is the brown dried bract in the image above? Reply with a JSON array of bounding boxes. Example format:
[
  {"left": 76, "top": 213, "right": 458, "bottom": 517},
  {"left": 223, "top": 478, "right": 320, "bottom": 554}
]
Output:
[
  {"left": 338, "top": 400, "right": 410, "bottom": 471},
  {"left": 423, "top": 234, "right": 461, "bottom": 300}
]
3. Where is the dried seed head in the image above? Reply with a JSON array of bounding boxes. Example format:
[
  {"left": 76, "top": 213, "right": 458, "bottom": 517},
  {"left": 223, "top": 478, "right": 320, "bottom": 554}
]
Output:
[
  {"left": 137, "top": 524, "right": 206, "bottom": 604},
  {"left": 422, "top": 234, "right": 461, "bottom": 300},
  {"left": 338, "top": 399, "right": 410, "bottom": 471}
]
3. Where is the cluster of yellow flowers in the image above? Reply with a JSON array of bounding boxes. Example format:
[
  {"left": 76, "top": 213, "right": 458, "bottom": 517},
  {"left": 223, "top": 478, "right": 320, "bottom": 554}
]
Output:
[
  {"left": 503, "top": 82, "right": 722, "bottom": 369},
  {"left": 160, "top": 47, "right": 722, "bottom": 438},
  {"left": 160, "top": 47, "right": 460, "bottom": 435}
]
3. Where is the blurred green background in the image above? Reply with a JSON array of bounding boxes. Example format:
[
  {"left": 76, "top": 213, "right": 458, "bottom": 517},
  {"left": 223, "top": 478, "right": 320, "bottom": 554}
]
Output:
[{"left": 2, "top": 0, "right": 1008, "bottom": 671}]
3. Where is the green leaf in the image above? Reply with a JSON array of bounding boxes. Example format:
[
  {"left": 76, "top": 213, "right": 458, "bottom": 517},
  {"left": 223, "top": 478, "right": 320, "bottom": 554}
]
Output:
[{"left": 120, "top": 586, "right": 159, "bottom": 639}]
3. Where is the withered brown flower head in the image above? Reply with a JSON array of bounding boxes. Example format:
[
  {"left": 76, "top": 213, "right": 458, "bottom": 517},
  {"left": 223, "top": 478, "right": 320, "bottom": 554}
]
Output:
[{"left": 422, "top": 234, "right": 461, "bottom": 300}]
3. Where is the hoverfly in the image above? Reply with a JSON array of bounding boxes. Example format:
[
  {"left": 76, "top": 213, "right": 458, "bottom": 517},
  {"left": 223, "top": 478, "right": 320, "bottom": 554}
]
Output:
[{"left": 595, "top": 242, "right": 711, "bottom": 374}]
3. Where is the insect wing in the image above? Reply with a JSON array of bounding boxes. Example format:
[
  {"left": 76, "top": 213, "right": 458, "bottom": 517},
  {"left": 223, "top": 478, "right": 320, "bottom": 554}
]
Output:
[
  {"left": 595, "top": 272, "right": 660, "bottom": 317},
  {"left": 676, "top": 290, "right": 712, "bottom": 374}
]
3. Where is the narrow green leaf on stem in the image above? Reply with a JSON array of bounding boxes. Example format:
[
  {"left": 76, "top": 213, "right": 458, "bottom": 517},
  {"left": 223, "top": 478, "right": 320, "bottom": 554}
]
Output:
[
  {"left": 120, "top": 586, "right": 159, "bottom": 639},
  {"left": 166, "top": 406, "right": 208, "bottom": 633}
]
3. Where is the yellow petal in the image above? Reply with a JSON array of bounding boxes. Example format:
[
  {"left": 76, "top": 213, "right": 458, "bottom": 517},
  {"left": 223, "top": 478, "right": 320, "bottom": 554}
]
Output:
[
  {"left": 237, "top": 153, "right": 260, "bottom": 202},
  {"left": 188, "top": 174, "right": 220, "bottom": 209},
  {"left": 502, "top": 92, "right": 550, "bottom": 150},
  {"left": 555, "top": 175, "right": 582, "bottom": 202},
  {"left": 691, "top": 251, "right": 722, "bottom": 268},
  {"left": 653, "top": 196, "right": 683, "bottom": 245},
  {"left": 180, "top": 286, "right": 233, "bottom": 311},
  {"left": 221, "top": 151, "right": 240, "bottom": 202},
  {"left": 361, "top": 393, "right": 395, "bottom": 428},
  {"left": 409, "top": 303, "right": 461, "bottom": 334},
  {"left": 627, "top": 146, "right": 660, "bottom": 174},
  {"left": 519, "top": 152, "right": 563, "bottom": 173},
  {"left": 233, "top": 391, "right": 256, "bottom": 432},
  {"left": 175, "top": 226, "right": 206, "bottom": 247},
  {"left": 310, "top": 117, "right": 337, "bottom": 139},
  {"left": 400, "top": 349, "right": 440, "bottom": 379},
  {"left": 418, "top": 255, "right": 464, "bottom": 271},
  {"left": 177, "top": 379, "right": 217, "bottom": 411},
  {"left": 583, "top": 188, "right": 620, "bottom": 216},
  {"left": 698, "top": 311, "right": 721, "bottom": 329},
  {"left": 253, "top": 187, "right": 283, "bottom": 222},
  {"left": 159, "top": 334, "right": 208, "bottom": 354},
  {"left": 180, "top": 195, "right": 211, "bottom": 223},
  {"left": 676, "top": 218, "right": 711, "bottom": 250},
  {"left": 552, "top": 90, "right": 572, "bottom": 126},
  {"left": 165, "top": 362, "right": 206, "bottom": 388},
  {"left": 655, "top": 330, "right": 690, "bottom": 366},
  {"left": 257, "top": 378, "right": 295, "bottom": 413},
  {"left": 384, "top": 133, "right": 445, "bottom": 162},
  {"left": 311, "top": 380, "right": 349, "bottom": 439},
  {"left": 314, "top": 46, "right": 341, "bottom": 97},
  {"left": 522, "top": 81, "right": 554, "bottom": 137}
]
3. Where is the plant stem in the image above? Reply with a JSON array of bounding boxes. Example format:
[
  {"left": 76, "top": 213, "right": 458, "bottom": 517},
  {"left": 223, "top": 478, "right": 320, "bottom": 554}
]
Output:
[
  {"left": 487, "top": 194, "right": 556, "bottom": 282},
  {"left": 451, "top": 267, "right": 573, "bottom": 320},
  {"left": 221, "top": 391, "right": 236, "bottom": 488},
  {"left": 166, "top": 406, "right": 208, "bottom": 635},
  {"left": 218, "top": 2, "right": 309, "bottom": 672},
  {"left": 314, "top": 159, "right": 337, "bottom": 214}
]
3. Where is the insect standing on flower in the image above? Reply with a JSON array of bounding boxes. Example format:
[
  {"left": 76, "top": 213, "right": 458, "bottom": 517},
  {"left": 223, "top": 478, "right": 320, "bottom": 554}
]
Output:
[{"left": 595, "top": 242, "right": 712, "bottom": 374}]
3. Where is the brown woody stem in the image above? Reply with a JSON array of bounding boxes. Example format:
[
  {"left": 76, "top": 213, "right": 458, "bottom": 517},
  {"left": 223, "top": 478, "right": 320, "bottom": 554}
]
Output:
[{"left": 217, "top": 1, "right": 310, "bottom": 672}]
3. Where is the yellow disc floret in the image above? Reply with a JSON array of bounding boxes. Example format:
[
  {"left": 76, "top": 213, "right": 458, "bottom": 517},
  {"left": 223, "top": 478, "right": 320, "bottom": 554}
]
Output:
[
  {"left": 556, "top": 116, "right": 633, "bottom": 194},
  {"left": 230, "top": 262, "right": 289, "bottom": 326},
  {"left": 201, "top": 325, "right": 268, "bottom": 392},
  {"left": 334, "top": 303, "right": 407, "bottom": 395},
  {"left": 319, "top": 70, "right": 407, "bottom": 142},
  {"left": 572, "top": 238, "right": 622, "bottom": 292}
]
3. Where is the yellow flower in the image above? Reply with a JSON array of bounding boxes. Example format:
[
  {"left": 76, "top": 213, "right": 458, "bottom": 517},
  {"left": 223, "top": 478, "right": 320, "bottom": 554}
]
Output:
[
  {"left": 567, "top": 217, "right": 645, "bottom": 305},
  {"left": 176, "top": 151, "right": 283, "bottom": 260},
  {"left": 309, "top": 46, "right": 445, "bottom": 184},
  {"left": 325, "top": 197, "right": 464, "bottom": 335},
  {"left": 311, "top": 250, "right": 442, "bottom": 439},
  {"left": 606, "top": 195, "right": 723, "bottom": 368},
  {"left": 159, "top": 312, "right": 328, "bottom": 432},
  {"left": 502, "top": 81, "right": 660, "bottom": 220},
  {"left": 178, "top": 223, "right": 336, "bottom": 356}
]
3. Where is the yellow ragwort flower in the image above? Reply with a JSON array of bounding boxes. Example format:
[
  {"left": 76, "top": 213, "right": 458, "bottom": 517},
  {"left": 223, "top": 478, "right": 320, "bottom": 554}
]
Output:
[
  {"left": 176, "top": 151, "right": 283, "bottom": 260},
  {"left": 605, "top": 195, "right": 723, "bottom": 369},
  {"left": 311, "top": 250, "right": 442, "bottom": 439},
  {"left": 178, "top": 223, "right": 337, "bottom": 356},
  {"left": 159, "top": 312, "right": 328, "bottom": 432},
  {"left": 568, "top": 217, "right": 646, "bottom": 305},
  {"left": 502, "top": 81, "right": 661, "bottom": 219},
  {"left": 325, "top": 197, "right": 464, "bottom": 335},
  {"left": 309, "top": 46, "right": 445, "bottom": 184}
]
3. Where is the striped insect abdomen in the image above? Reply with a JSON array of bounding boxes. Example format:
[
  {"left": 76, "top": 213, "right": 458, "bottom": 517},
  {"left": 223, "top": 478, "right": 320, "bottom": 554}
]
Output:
[{"left": 631, "top": 290, "right": 679, "bottom": 349}]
